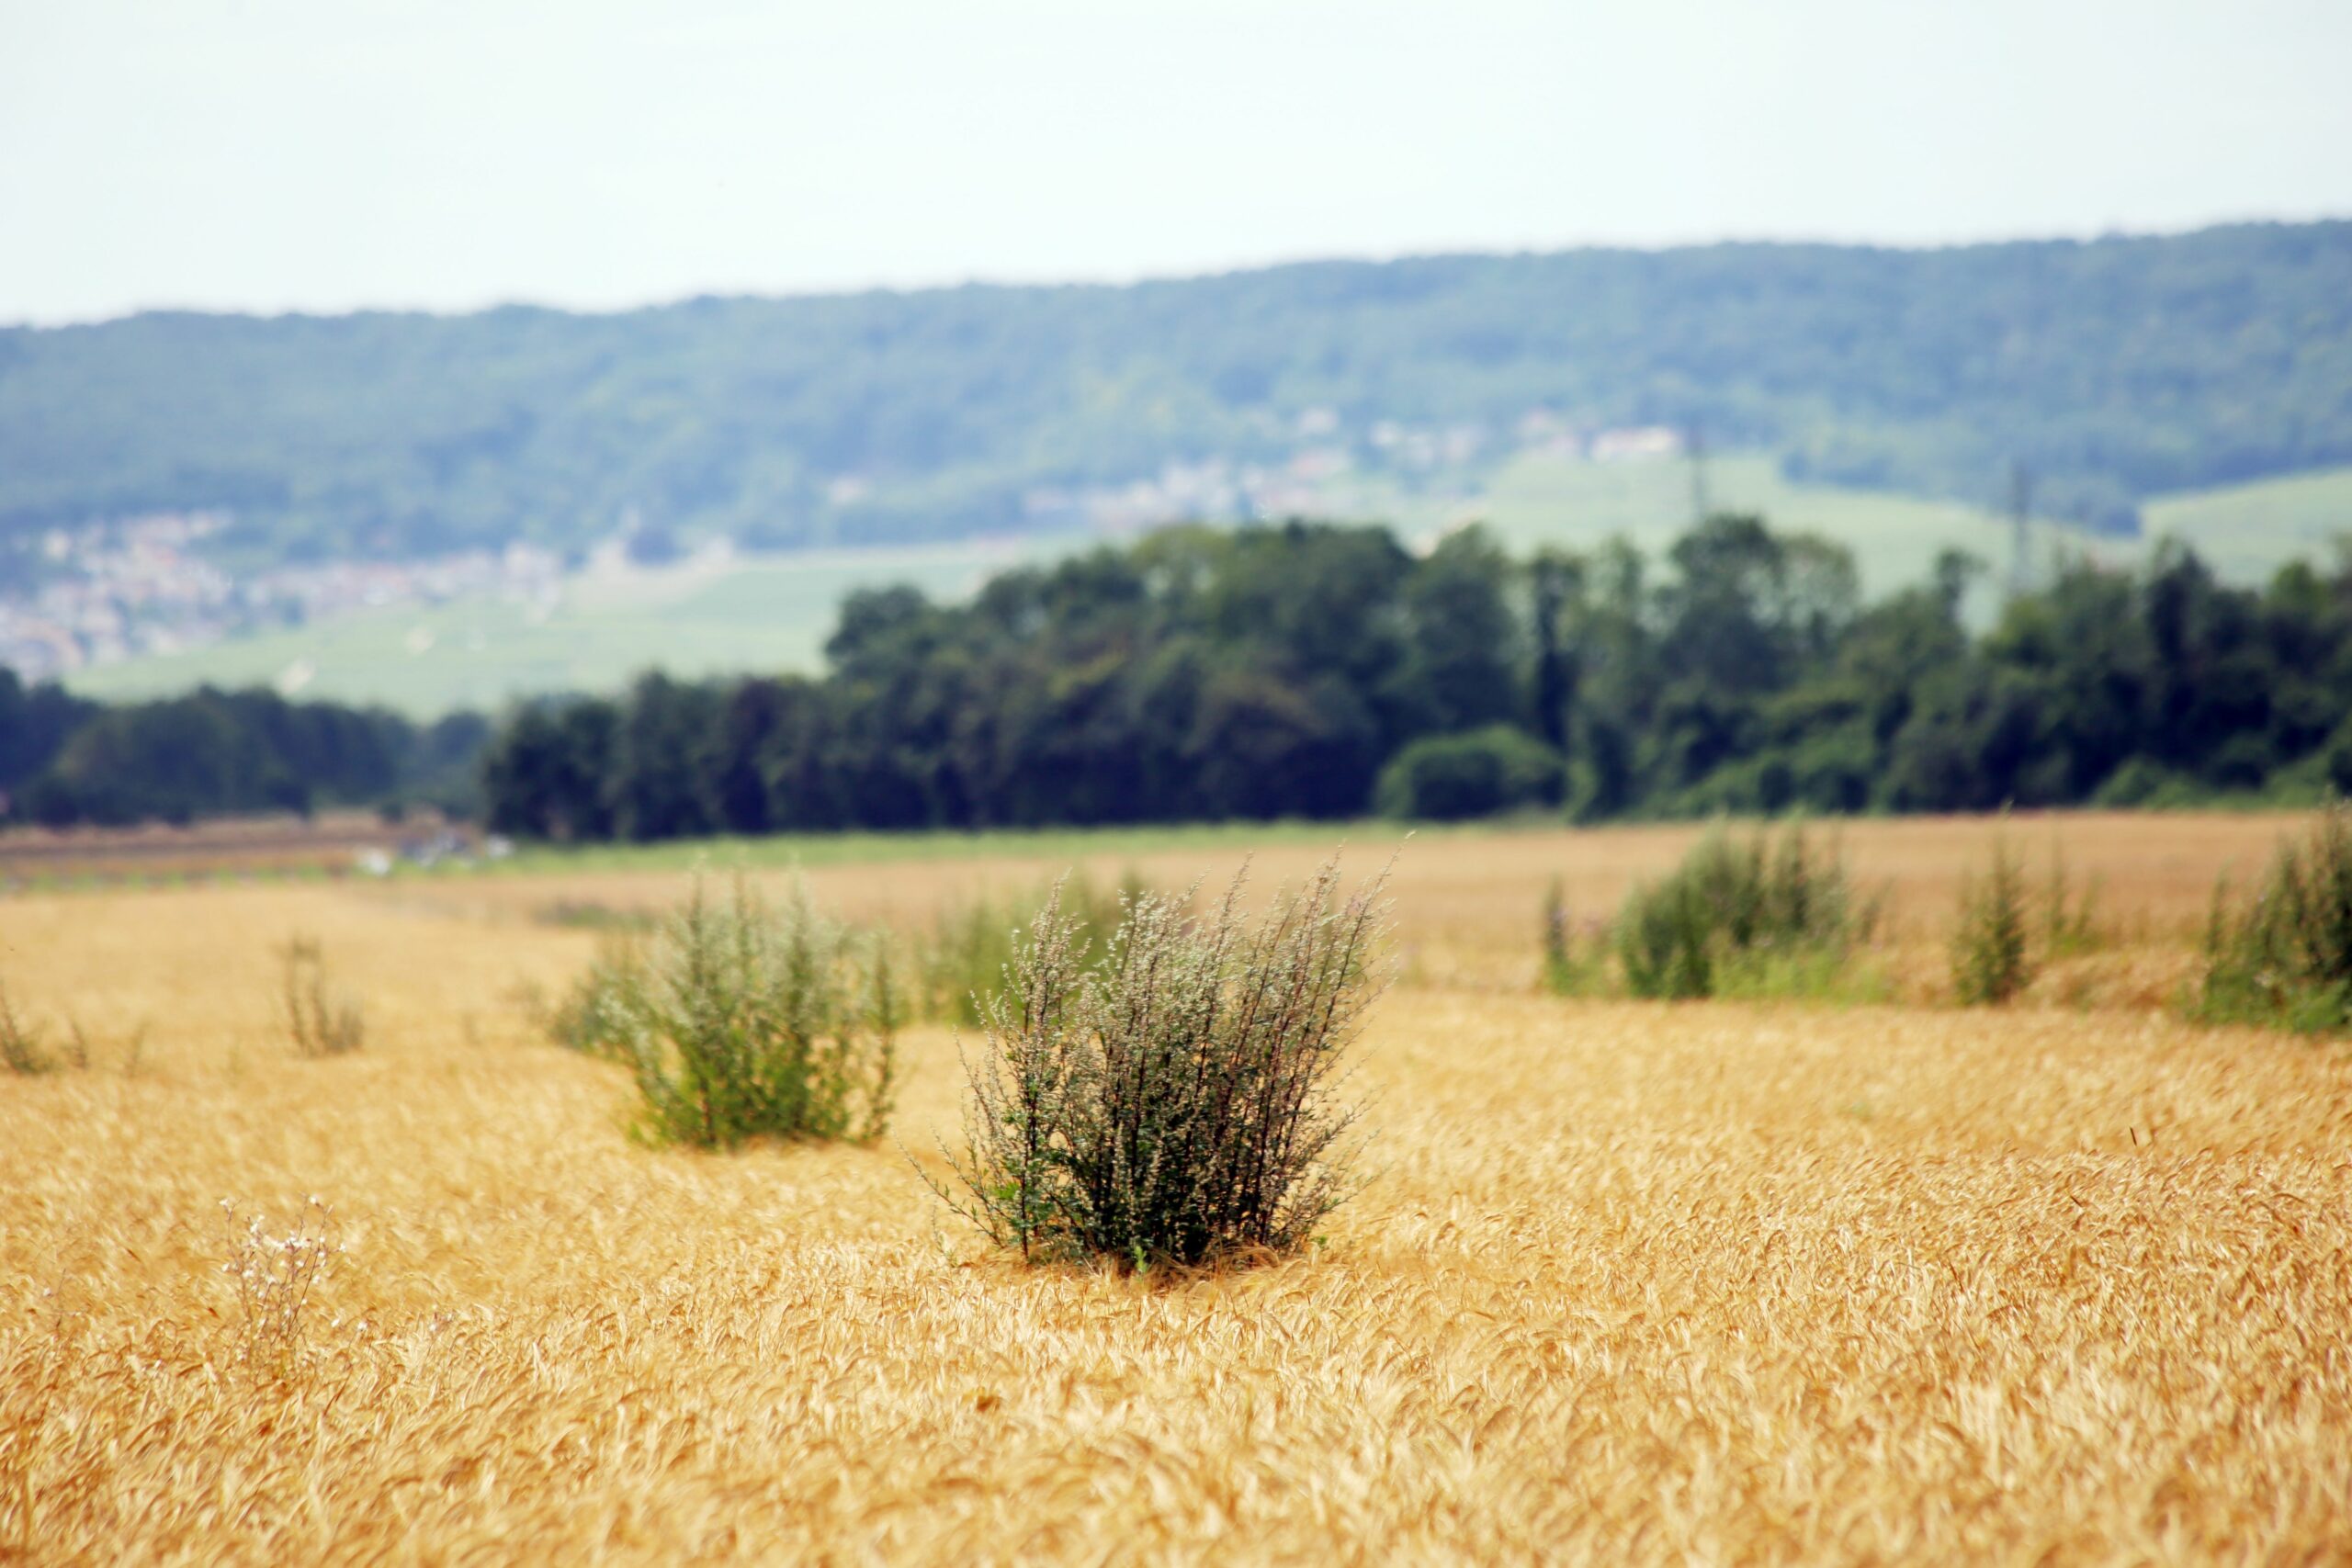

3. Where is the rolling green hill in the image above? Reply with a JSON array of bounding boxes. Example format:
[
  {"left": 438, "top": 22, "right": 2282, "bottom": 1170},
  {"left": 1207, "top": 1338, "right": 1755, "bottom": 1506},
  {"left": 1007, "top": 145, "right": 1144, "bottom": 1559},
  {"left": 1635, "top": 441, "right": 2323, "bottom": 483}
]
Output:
[
  {"left": 2141, "top": 466, "right": 2352, "bottom": 581},
  {"left": 6, "top": 221, "right": 2349, "bottom": 574},
  {"left": 1466, "top": 452, "right": 2030, "bottom": 592}
]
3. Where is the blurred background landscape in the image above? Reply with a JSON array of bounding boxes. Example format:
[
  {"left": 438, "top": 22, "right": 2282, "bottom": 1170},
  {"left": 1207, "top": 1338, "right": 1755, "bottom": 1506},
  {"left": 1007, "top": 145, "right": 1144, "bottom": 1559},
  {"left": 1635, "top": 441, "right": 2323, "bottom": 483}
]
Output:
[
  {"left": 8, "top": 228, "right": 2351, "bottom": 713},
  {"left": 2, "top": 0, "right": 2348, "bottom": 840},
  {"left": 10, "top": 11, "right": 2352, "bottom": 1562}
]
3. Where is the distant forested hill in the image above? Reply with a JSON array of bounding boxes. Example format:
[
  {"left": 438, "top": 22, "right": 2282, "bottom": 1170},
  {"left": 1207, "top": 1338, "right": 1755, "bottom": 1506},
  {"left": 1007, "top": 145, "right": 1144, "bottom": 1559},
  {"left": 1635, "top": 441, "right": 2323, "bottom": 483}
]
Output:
[{"left": 2, "top": 220, "right": 2346, "bottom": 563}]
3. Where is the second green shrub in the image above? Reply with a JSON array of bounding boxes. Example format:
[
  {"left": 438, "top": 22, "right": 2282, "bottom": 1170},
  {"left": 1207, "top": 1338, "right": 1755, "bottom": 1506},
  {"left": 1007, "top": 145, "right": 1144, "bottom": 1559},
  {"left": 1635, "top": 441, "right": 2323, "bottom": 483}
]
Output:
[
  {"left": 1612, "top": 821, "right": 1863, "bottom": 1000},
  {"left": 565, "top": 876, "right": 899, "bottom": 1147}
]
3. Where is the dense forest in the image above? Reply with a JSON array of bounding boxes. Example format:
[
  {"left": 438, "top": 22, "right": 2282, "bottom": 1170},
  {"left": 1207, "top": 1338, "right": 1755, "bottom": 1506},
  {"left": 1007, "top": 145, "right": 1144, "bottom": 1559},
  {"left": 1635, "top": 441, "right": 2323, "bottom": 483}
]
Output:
[
  {"left": 4, "top": 222, "right": 2347, "bottom": 571},
  {"left": 0, "top": 674, "right": 485, "bottom": 827},
  {"left": 474, "top": 513, "right": 2352, "bottom": 842}
]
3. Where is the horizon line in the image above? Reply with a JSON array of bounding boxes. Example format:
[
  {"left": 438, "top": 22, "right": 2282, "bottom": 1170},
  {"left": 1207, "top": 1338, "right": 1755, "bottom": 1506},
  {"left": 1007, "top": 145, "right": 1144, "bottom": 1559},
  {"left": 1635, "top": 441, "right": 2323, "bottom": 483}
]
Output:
[{"left": 7, "top": 210, "right": 2346, "bottom": 333}]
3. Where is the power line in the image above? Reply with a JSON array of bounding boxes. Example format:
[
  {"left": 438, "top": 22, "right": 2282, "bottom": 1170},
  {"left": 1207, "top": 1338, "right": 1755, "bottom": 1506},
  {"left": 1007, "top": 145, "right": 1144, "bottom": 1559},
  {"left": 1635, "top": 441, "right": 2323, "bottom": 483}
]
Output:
[
  {"left": 2007, "top": 461, "right": 2033, "bottom": 598},
  {"left": 1687, "top": 423, "right": 1711, "bottom": 525}
]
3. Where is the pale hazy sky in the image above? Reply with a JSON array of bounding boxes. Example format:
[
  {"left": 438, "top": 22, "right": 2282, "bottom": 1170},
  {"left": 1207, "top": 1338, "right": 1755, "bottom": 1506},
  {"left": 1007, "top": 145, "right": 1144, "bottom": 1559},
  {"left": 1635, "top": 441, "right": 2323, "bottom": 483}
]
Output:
[{"left": 3, "top": 0, "right": 2346, "bottom": 324}]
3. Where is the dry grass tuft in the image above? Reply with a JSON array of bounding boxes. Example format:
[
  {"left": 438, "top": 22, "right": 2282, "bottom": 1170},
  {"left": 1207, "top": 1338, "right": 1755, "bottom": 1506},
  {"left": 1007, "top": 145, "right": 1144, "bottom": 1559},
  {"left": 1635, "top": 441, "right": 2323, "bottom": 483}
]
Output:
[
  {"left": 0, "top": 972, "right": 53, "bottom": 1076},
  {"left": 279, "top": 934, "right": 365, "bottom": 1057}
]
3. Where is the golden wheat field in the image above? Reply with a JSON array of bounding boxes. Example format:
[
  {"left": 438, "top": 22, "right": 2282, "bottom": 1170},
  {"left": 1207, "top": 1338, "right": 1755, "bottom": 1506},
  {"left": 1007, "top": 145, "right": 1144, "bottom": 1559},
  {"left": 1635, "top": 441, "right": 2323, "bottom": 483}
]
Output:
[{"left": 4, "top": 812, "right": 2351, "bottom": 1564}]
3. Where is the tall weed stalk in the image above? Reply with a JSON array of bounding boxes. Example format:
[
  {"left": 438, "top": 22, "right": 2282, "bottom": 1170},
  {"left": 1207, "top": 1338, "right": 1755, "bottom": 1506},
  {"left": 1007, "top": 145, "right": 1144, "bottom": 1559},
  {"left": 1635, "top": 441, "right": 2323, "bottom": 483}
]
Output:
[
  {"left": 281, "top": 937, "right": 365, "bottom": 1057},
  {"left": 1951, "top": 835, "right": 2035, "bottom": 1006},
  {"left": 0, "top": 976, "right": 51, "bottom": 1075},
  {"left": 1539, "top": 877, "right": 1606, "bottom": 996}
]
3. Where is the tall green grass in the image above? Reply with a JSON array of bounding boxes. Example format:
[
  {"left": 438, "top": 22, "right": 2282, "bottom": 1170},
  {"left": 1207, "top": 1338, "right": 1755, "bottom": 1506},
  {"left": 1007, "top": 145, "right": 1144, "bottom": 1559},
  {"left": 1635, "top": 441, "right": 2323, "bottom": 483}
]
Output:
[
  {"left": 482, "top": 820, "right": 1437, "bottom": 880},
  {"left": 1950, "top": 834, "right": 2115, "bottom": 1007},
  {"left": 2043, "top": 847, "right": 2110, "bottom": 960},
  {"left": 915, "top": 869, "right": 1158, "bottom": 1026},
  {"left": 1615, "top": 822, "right": 1867, "bottom": 999},
  {"left": 2193, "top": 803, "right": 2352, "bottom": 1033},
  {"left": 1539, "top": 877, "right": 1607, "bottom": 997},
  {"left": 550, "top": 876, "right": 899, "bottom": 1147},
  {"left": 1544, "top": 821, "right": 1873, "bottom": 1001}
]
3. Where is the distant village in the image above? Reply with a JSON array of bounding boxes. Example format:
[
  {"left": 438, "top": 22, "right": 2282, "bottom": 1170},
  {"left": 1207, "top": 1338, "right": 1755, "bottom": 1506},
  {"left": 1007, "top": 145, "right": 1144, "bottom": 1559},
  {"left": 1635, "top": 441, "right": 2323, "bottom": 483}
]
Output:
[
  {"left": 0, "top": 413, "right": 1688, "bottom": 686},
  {"left": 0, "top": 514, "right": 566, "bottom": 684},
  {"left": 1017, "top": 409, "right": 1682, "bottom": 535}
]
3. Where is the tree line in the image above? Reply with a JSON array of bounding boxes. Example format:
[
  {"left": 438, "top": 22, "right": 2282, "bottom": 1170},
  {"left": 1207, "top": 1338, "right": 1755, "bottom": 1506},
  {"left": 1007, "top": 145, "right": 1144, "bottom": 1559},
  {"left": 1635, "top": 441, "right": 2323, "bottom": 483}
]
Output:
[
  {"left": 7, "top": 511, "right": 2347, "bottom": 838},
  {"left": 476, "top": 513, "right": 2352, "bottom": 842},
  {"left": 0, "top": 676, "right": 486, "bottom": 827}
]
